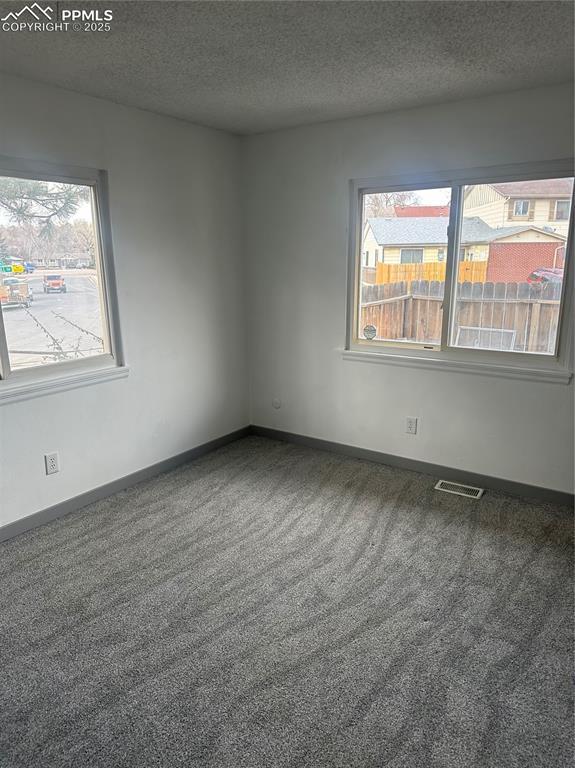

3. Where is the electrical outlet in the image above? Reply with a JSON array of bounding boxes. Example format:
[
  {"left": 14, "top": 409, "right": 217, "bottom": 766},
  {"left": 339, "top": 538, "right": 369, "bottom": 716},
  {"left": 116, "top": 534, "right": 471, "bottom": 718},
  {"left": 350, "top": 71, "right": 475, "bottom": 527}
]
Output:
[
  {"left": 406, "top": 417, "right": 418, "bottom": 435},
  {"left": 44, "top": 452, "right": 59, "bottom": 475}
]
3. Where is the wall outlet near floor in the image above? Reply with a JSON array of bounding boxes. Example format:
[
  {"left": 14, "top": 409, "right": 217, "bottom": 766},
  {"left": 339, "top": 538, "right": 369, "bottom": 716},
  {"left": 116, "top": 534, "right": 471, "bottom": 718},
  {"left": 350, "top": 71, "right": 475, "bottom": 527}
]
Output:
[
  {"left": 405, "top": 417, "right": 418, "bottom": 435},
  {"left": 44, "top": 452, "right": 60, "bottom": 475},
  {"left": 272, "top": 397, "right": 282, "bottom": 410}
]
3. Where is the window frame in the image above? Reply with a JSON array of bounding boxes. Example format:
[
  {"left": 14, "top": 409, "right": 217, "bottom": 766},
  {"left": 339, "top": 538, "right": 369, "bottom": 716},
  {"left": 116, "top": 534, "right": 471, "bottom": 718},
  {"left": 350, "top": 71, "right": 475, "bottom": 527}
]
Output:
[
  {"left": 513, "top": 199, "right": 530, "bottom": 218},
  {"left": 345, "top": 159, "right": 574, "bottom": 383},
  {"left": 0, "top": 155, "right": 125, "bottom": 395},
  {"left": 555, "top": 199, "right": 570, "bottom": 221}
]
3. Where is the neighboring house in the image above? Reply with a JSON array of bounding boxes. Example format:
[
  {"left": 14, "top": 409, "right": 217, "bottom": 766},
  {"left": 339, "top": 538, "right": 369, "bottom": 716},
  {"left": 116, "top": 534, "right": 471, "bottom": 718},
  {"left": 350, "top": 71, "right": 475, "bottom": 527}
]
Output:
[
  {"left": 464, "top": 179, "right": 573, "bottom": 236},
  {"left": 362, "top": 217, "right": 451, "bottom": 268},
  {"left": 362, "top": 216, "right": 566, "bottom": 283}
]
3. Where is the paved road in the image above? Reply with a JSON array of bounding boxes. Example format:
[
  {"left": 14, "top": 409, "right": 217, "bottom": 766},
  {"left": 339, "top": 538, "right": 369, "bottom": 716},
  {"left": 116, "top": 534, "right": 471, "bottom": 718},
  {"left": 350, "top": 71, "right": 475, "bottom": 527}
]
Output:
[{"left": 2, "top": 272, "right": 106, "bottom": 370}]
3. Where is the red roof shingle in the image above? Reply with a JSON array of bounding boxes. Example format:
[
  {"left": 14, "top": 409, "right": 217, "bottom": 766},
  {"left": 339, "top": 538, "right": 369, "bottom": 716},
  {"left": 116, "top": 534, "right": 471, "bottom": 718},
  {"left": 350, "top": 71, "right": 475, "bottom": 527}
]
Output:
[{"left": 394, "top": 205, "right": 450, "bottom": 217}]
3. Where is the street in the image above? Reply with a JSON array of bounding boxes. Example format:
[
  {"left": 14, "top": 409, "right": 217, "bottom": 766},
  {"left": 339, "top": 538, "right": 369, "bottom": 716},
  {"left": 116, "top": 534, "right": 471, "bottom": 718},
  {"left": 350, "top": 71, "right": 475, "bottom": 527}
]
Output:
[{"left": 2, "top": 270, "right": 106, "bottom": 370}]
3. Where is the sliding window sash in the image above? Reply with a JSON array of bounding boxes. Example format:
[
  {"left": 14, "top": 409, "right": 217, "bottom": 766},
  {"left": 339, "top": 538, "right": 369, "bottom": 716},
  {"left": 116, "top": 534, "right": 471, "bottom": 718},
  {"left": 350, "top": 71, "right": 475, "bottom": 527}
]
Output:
[
  {"left": 440, "top": 185, "right": 462, "bottom": 349},
  {"left": 0, "top": 302, "right": 10, "bottom": 379}
]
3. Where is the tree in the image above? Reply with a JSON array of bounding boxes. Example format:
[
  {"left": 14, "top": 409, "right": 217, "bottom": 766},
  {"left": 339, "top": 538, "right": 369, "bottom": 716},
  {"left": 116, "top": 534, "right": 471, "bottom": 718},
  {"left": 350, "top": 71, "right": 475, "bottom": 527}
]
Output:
[
  {"left": 73, "top": 220, "right": 97, "bottom": 266},
  {"left": 0, "top": 178, "right": 89, "bottom": 235},
  {"left": 364, "top": 190, "right": 419, "bottom": 218},
  {"left": 0, "top": 234, "right": 10, "bottom": 262}
]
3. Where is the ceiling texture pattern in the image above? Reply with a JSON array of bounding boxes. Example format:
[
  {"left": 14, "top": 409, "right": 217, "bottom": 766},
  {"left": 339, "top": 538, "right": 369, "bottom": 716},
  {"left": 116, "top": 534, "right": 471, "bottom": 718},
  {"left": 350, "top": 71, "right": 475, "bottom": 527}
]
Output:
[{"left": 0, "top": 0, "right": 573, "bottom": 134}]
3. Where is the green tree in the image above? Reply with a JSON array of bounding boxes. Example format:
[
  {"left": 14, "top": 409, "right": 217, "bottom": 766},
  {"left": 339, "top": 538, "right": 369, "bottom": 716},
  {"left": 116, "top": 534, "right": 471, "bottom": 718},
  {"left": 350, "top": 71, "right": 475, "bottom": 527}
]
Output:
[{"left": 0, "top": 178, "right": 89, "bottom": 235}]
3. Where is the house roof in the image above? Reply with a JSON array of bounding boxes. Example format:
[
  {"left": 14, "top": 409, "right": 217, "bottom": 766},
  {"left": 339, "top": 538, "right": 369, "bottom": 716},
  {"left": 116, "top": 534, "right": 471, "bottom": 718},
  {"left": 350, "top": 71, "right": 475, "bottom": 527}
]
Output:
[
  {"left": 394, "top": 205, "right": 450, "bottom": 217},
  {"left": 365, "top": 216, "right": 565, "bottom": 247},
  {"left": 490, "top": 178, "right": 574, "bottom": 198}
]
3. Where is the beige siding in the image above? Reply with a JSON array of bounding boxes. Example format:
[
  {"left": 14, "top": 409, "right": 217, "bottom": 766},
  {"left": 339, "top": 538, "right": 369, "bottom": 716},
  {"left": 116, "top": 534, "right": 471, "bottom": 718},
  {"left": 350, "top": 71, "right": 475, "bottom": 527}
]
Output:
[
  {"left": 460, "top": 243, "right": 489, "bottom": 261},
  {"left": 465, "top": 199, "right": 507, "bottom": 227},
  {"left": 466, "top": 193, "right": 570, "bottom": 235},
  {"left": 530, "top": 199, "right": 569, "bottom": 236},
  {"left": 361, "top": 225, "right": 381, "bottom": 268},
  {"left": 494, "top": 229, "right": 564, "bottom": 243},
  {"left": 464, "top": 184, "right": 502, "bottom": 208},
  {"left": 382, "top": 246, "right": 401, "bottom": 264}
]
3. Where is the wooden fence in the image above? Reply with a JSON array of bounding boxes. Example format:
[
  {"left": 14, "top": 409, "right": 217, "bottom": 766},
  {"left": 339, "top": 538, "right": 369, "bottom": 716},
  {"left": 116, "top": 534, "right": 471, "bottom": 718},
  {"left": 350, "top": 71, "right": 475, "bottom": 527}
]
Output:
[
  {"left": 360, "top": 279, "right": 562, "bottom": 353},
  {"left": 373, "top": 260, "right": 488, "bottom": 286}
]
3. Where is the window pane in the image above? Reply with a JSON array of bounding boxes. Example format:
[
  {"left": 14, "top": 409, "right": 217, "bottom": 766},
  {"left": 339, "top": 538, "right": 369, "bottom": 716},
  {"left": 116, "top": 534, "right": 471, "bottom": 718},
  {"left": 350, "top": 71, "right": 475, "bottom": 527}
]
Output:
[
  {"left": 556, "top": 200, "right": 570, "bottom": 220},
  {"left": 451, "top": 177, "right": 573, "bottom": 355},
  {"left": 359, "top": 187, "right": 451, "bottom": 345},
  {"left": 0, "top": 176, "right": 109, "bottom": 371}
]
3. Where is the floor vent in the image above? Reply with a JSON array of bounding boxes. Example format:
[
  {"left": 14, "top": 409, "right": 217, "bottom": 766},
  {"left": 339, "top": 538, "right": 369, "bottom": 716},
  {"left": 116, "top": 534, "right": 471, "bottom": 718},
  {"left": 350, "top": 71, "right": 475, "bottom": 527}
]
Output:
[{"left": 434, "top": 480, "right": 484, "bottom": 499}]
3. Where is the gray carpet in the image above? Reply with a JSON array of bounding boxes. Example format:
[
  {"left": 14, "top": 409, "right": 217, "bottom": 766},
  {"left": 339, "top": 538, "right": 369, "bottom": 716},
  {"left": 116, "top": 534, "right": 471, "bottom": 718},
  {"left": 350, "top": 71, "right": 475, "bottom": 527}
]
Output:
[{"left": 0, "top": 436, "right": 572, "bottom": 768}]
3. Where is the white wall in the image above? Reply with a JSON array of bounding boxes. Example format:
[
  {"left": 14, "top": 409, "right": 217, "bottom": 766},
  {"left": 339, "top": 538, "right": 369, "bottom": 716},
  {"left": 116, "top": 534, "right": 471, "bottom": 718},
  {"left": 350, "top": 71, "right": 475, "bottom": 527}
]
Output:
[
  {"left": 0, "top": 74, "right": 248, "bottom": 526},
  {"left": 1, "top": 78, "right": 572, "bottom": 529},
  {"left": 243, "top": 84, "right": 574, "bottom": 493}
]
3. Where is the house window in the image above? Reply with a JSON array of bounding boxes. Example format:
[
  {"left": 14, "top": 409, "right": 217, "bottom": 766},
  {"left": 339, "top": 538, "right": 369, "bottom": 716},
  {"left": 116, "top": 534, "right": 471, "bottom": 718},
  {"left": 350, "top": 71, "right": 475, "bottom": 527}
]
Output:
[
  {"left": 364, "top": 250, "right": 369, "bottom": 266},
  {"left": 513, "top": 199, "right": 530, "bottom": 217},
  {"left": 400, "top": 248, "right": 424, "bottom": 264},
  {"left": 0, "top": 159, "right": 123, "bottom": 386},
  {"left": 349, "top": 170, "right": 574, "bottom": 370},
  {"left": 437, "top": 248, "right": 445, "bottom": 261},
  {"left": 555, "top": 200, "right": 570, "bottom": 220}
]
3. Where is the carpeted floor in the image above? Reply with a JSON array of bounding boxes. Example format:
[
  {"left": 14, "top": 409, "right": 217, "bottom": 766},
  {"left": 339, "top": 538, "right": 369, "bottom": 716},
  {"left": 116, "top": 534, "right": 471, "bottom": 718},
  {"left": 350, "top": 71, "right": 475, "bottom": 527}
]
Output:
[{"left": 0, "top": 436, "right": 572, "bottom": 768}]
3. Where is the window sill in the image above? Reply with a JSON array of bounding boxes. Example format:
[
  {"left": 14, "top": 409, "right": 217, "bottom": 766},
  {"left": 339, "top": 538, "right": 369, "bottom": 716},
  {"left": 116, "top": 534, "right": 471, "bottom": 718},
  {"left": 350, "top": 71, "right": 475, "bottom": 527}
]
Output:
[
  {"left": 0, "top": 364, "right": 130, "bottom": 405},
  {"left": 341, "top": 349, "right": 572, "bottom": 384}
]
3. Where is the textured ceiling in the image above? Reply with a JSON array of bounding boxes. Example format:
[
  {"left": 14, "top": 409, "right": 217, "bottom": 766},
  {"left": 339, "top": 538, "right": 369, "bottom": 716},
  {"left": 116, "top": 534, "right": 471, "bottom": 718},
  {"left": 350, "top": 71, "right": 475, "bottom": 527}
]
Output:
[{"left": 0, "top": 0, "right": 573, "bottom": 134}]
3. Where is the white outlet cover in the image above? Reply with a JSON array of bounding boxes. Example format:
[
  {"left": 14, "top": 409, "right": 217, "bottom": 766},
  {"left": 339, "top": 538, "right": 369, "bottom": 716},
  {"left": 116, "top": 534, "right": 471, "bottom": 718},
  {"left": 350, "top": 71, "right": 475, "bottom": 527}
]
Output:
[
  {"left": 272, "top": 398, "right": 281, "bottom": 409},
  {"left": 406, "top": 417, "right": 418, "bottom": 435},
  {"left": 44, "top": 453, "right": 59, "bottom": 475}
]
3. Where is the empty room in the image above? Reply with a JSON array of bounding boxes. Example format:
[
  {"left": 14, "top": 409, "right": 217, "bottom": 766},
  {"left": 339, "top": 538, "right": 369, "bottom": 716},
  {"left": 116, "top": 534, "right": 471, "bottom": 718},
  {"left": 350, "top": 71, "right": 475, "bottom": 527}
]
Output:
[{"left": 0, "top": 1, "right": 573, "bottom": 766}]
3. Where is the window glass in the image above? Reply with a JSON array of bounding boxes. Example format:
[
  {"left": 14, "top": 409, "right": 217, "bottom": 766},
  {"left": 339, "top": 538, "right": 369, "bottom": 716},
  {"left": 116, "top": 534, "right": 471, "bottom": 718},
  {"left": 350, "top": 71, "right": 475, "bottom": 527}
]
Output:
[
  {"left": 513, "top": 199, "right": 530, "bottom": 216},
  {"left": 358, "top": 187, "right": 452, "bottom": 346},
  {"left": 450, "top": 177, "right": 573, "bottom": 355},
  {"left": 400, "top": 248, "right": 424, "bottom": 264},
  {"left": 555, "top": 200, "right": 570, "bottom": 220},
  {"left": 0, "top": 175, "right": 110, "bottom": 371}
]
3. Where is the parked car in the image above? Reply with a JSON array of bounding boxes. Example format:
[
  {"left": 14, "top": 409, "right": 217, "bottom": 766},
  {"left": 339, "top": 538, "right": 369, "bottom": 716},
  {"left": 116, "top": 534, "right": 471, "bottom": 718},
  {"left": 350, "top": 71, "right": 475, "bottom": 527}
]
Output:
[
  {"left": 24, "top": 262, "right": 35, "bottom": 274},
  {"left": 527, "top": 267, "right": 563, "bottom": 284},
  {"left": 0, "top": 277, "right": 33, "bottom": 308},
  {"left": 43, "top": 274, "right": 67, "bottom": 293}
]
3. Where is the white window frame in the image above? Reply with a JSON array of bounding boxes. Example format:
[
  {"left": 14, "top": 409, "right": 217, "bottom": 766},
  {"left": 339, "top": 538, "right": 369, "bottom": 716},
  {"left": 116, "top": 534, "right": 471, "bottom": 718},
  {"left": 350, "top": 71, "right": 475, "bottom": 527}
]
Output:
[
  {"left": 345, "top": 159, "right": 574, "bottom": 384},
  {"left": 0, "top": 155, "right": 127, "bottom": 403},
  {"left": 513, "top": 199, "right": 530, "bottom": 217}
]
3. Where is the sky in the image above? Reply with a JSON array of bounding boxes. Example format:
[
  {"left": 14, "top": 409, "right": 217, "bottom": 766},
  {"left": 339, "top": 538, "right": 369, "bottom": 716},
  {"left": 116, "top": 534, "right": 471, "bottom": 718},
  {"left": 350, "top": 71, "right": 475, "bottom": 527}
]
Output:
[{"left": 413, "top": 188, "right": 452, "bottom": 205}]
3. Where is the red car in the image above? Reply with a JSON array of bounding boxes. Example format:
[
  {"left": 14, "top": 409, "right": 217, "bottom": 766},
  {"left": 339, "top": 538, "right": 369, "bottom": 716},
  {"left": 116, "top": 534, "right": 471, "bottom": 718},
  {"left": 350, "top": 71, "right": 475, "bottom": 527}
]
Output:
[
  {"left": 526, "top": 267, "right": 563, "bottom": 284},
  {"left": 43, "top": 274, "right": 67, "bottom": 293}
]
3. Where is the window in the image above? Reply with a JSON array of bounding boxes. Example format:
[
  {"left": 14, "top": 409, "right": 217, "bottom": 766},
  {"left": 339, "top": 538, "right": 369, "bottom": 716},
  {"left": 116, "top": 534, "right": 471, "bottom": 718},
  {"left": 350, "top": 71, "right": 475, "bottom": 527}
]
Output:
[
  {"left": 357, "top": 186, "right": 451, "bottom": 346},
  {"left": 555, "top": 199, "right": 570, "bottom": 220},
  {"left": 0, "top": 158, "right": 122, "bottom": 387},
  {"left": 400, "top": 248, "right": 423, "bottom": 264},
  {"left": 513, "top": 199, "right": 530, "bottom": 217},
  {"left": 349, "top": 167, "right": 574, "bottom": 375}
]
